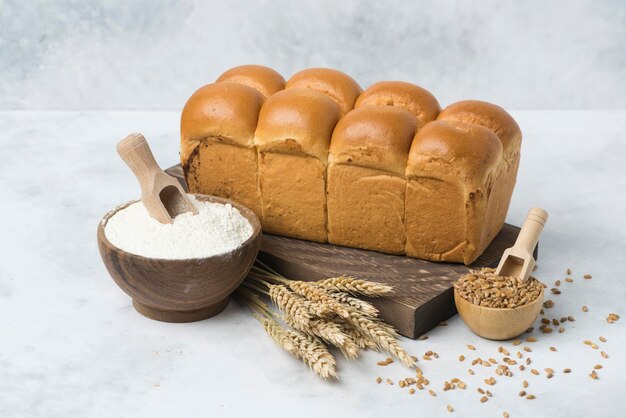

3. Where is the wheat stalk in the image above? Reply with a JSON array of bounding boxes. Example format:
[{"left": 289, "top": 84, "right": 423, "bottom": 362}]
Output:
[
  {"left": 338, "top": 336, "right": 361, "bottom": 360},
  {"left": 288, "top": 281, "right": 352, "bottom": 319},
  {"left": 268, "top": 284, "right": 333, "bottom": 320},
  {"left": 328, "top": 290, "right": 379, "bottom": 316},
  {"left": 281, "top": 312, "right": 347, "bottom": 347},
  {"left": 287, "top": 330, "right": 338, "bottom": 379},
  {"left": 319, "top": 276, "right": 393, "bottom": 297},
  {"left": 256, "top": 314, "right": 296, "bottom": 353},
  {"left": 241, "top": 262, "right": 412, "bottom": 377},
  {"left": 268, "top": 285, "right": 313, "bottom": 328},
  {"left": 268, "top": 279, "right": 408, "bottom": 365},
  {"left": 339, "top": 322, "right": 380, "bottom": 351},
  {"left": 347, "top": 313, "right": 415, "bottom": 367},
  {"left": 243, "top": 294, "right": 338, "bottom": 380},
  {"left": 269, "top": 286, "right": 357, "bottom": 358}
]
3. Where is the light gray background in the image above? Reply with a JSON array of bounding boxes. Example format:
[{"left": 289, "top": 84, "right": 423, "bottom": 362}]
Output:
[{"left": 2, "top": 0, "right": 625, "bottom": 110}]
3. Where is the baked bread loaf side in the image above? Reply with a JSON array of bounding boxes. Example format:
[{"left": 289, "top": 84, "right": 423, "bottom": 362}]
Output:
[
  {"left": 255, "top": 89, "right": 342, "bottom": 242},
  {"left": 327, "top": 106, "right": 417, "bottom": 253},
  {"left": 180, "top": 82, "right": 266, "bottom": 217},
  {"left": 286, "top": 68, "right": 362, "bottom": 115},
  {"left": 405, "top": 120, "right": 503, "bottom": 264}
]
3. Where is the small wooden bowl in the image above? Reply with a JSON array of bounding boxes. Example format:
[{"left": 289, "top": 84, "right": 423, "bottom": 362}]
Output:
[
  {"left": 97, "top": 194, "right": 262, "bottom": 323},
  {"left": 454, "top": 288, "right": 544, "bottom": 340}
]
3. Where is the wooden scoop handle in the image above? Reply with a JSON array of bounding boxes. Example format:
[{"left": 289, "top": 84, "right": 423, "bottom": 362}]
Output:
[
  {"left": 514, "top": 208, "right": 548, "bottom": 255},
  {"left": 117, "top": 133, "right": 162, "bottom": 196}
]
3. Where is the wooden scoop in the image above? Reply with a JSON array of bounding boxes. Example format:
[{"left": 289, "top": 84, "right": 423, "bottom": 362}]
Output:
[
  {"left": 495, "top": 207, "right": 548, "bottom": 281},
  {"left": 117, "top": 133, "right": 198, "bottom": 224}
]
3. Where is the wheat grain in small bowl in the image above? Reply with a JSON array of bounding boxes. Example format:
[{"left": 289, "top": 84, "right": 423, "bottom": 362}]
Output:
[{"left": 454, "top": 268, "right": 544, "bottom": 340}]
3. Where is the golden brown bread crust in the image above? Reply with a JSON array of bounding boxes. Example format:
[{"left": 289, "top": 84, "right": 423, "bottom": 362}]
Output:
[
  {"left": 255, "top": 89, "right": 341, "bottom": 242},
  {"left": 216, "top": 64, "right": 285, "bottom": 98},
  {"left": 437, "top": 100, "right": 521, "bottom": 162},
  {"left": 329, "top": 106, "right": 418, "bottom": 176},
  {"left": 180, "top": 82, "right": 266, "bottom": 217},
  {"left": 327, "top": 106, "right": 417, "bottom": 254},
  {"left": 355, "top": 81, "right": 441, "bottom": 129},
  {"left": 405, "top": 120, "right": 504, "bottom": 264},
  {"left": 180, "top": 82, "right": 265, "bottom": 164},
  {"left": 286, "top": 68, "right": 362, "bottom": 115},
  {"left": 255, "top": 89, "right": 342, "bottom": 163},
  {"left": 406, "top": 120, "right": 503, "bottom": 186}
]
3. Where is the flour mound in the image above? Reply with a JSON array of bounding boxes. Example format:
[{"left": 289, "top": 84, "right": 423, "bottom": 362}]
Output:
[{"left": 104, "top": 196, "right": 253, "bottom": 259}]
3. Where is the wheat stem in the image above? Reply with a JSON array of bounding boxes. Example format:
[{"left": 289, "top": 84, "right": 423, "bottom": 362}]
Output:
[{"left": 241, "top": 280, "right": 270, "bottom": 296}]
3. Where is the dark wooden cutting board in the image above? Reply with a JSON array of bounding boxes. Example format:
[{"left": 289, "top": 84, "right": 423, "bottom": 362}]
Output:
[{"left": 166, "top": 164, "right": 533, "bottom": 339}]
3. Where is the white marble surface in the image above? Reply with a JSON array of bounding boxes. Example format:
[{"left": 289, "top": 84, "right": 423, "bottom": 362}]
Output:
[
  {"left": 1, "top": 110, "right": 625, "bottom": 417},
  {"left": 2, "top": 0, "right": 626, "bottom": 110}
]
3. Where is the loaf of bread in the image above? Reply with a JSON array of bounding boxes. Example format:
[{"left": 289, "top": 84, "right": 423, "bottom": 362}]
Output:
[{"left": 181, "top": 66, "right": 522, "bottom": 264}]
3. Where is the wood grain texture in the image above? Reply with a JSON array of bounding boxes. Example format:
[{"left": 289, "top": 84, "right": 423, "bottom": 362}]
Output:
[
  {"left": 166, "top": 164, "right": 536, "bottom": 338},
  {"left": 98, "top": 194, "right": 262, "bottom": 323}
]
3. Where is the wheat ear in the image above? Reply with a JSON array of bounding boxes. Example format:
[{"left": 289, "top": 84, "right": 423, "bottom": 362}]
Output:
[
  {"left": 287, "top": 330, "right": 338, "bottom": 379},
  {"left": 339, "top": 322, "right": 380, "bottom": 351},
  {"left": 289, "top": 281, "right": 352, "bottom": 319},
  {"left": 319, "top": 276, "right": 393, "bottom": 297},
  {"left": 269, "top": 284, "right": 332, "bottom": 319},
  {"left": 338, "top": 336, "right": 361, "bottom": 360},
  {"left": 328, "top": 290, "right": 379, "bottom": 317},
  {"left": 347, "top": 313, "right": 415, "bottom": 368},
  {"left": 256, "top": 315, "right": 296, "bottom": 353}
]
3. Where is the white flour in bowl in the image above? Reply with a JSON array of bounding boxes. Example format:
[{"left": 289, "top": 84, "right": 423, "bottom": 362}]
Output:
[{"left": 104, "top": 195, "right": 253, "bottom": 259}]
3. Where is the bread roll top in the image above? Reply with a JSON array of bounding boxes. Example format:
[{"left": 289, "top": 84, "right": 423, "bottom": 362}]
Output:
[
  {"left": 437, "top": 100, "right": 521, "bottom": 162},
  {"left": 286, "top": 68, "right": 362, "bottom": 115},
  {"left": 216, "top": 64, "right": 285, "bottom": 98},
  {"left": 329, "top": 106, "right": 418, "bottom": 176},
  {"left": 355, "top": 81, "right": 441, "bottom": 129},
  {"left": 255, "top": 89, "right": 342, "bottom": 164},
  {"left": 180, "top": 82, "right": 265, "bottom": 163},
  {"left": 406, "top": 120, "right": 503, "bottom": 187}
]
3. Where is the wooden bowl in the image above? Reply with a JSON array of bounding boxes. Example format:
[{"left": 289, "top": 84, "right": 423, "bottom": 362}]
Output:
[
  {"left": 97, "top": 194, "right": 262, "bottom": 323},
  {"left": 454, "top": 288, "right": 544, "bottom": 340}
]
